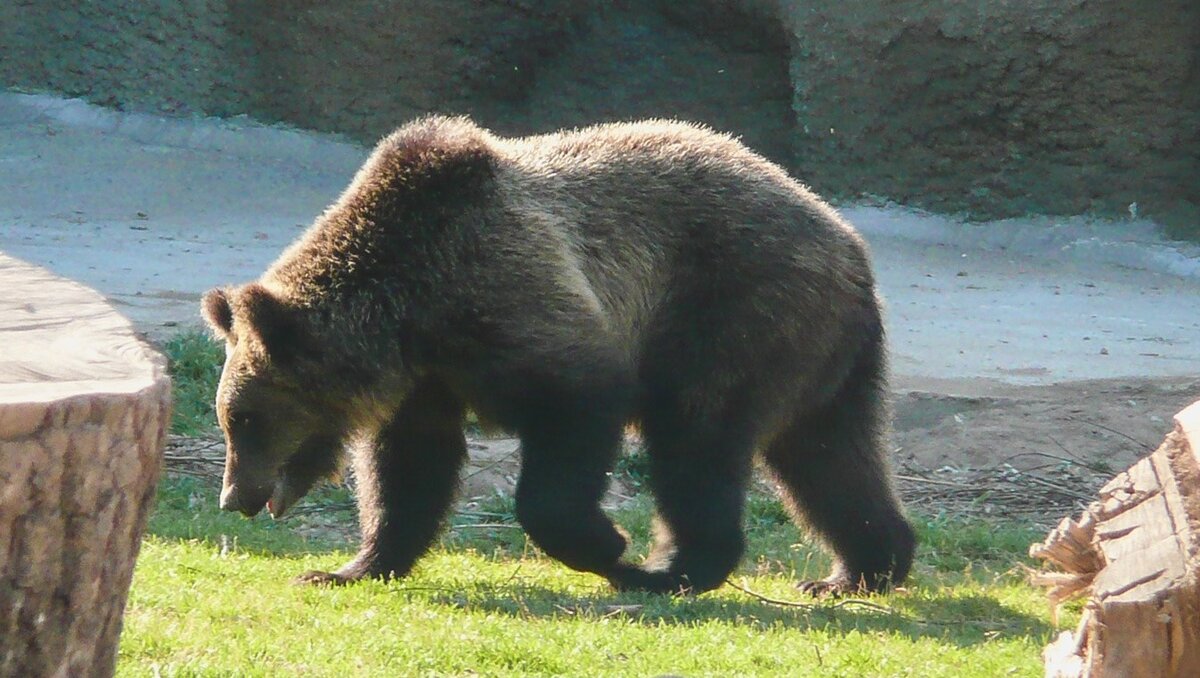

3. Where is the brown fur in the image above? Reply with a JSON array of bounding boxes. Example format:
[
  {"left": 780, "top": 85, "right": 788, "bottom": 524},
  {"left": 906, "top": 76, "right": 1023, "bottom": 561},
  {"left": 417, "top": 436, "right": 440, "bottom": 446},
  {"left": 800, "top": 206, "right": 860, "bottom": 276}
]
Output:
[{"left": 203, "top": 115, "right": 914, "bottom": 595}]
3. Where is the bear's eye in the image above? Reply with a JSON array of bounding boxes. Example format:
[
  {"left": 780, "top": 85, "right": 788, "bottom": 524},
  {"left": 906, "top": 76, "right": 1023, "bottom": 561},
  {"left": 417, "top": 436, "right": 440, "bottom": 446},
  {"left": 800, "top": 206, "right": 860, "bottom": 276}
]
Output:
[
  {"left": 226, "top": 411, "right": 268, "bottom": 452},
  {"left": 228, "top": 411, "right": 255, "bottom": 431}
]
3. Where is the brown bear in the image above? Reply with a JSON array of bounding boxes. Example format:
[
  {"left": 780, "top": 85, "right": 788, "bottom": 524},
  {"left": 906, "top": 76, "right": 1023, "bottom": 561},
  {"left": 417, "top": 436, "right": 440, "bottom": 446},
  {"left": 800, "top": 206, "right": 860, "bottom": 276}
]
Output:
[{"left": 201, "top": 115, "right": 915, "bottom": 595}]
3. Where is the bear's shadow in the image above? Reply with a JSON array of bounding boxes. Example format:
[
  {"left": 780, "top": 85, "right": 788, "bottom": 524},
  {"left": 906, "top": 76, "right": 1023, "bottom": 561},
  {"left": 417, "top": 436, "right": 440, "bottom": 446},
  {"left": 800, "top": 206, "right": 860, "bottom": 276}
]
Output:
[{"left": 383, "top": 579, "right": 1053, "bottom": 647}]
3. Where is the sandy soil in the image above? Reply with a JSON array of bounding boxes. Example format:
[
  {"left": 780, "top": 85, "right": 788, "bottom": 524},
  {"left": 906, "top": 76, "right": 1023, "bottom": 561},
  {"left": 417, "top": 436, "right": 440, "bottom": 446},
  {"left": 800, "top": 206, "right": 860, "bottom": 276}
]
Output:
[{"left": 4, "top": 93, "right": 1199, "bottom": 516}]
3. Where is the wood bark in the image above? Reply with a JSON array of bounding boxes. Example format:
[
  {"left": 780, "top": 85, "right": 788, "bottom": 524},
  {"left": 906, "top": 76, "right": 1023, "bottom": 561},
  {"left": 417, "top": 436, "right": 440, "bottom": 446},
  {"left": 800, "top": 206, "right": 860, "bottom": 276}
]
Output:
[
  {"left": 1, "top": 253, "right": 169, "bottom": 678},
  {"left": 1031, "top": 399, "right": 1200, "bottom": 678}
]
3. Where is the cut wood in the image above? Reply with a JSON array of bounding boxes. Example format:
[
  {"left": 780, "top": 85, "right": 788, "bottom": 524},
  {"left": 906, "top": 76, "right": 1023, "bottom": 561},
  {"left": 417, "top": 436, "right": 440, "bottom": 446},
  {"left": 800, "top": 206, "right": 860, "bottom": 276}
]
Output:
[
  {"left": 0, "top": 253, "right": 169, "bottom": 678},
  {"left": 1031, "top": 399, "right": 1200, "bottom": 678}
]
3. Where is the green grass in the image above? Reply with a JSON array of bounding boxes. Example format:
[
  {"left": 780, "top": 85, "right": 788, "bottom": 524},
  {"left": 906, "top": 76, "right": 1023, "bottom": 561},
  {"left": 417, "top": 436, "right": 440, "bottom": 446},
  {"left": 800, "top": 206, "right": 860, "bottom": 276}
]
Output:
[
  {"left": 123, "top": 476, "right": 1064, "bottom": 677},
  {"left": 135, "top": 332, "right": 1070, "bottom": 676},
  {"left": 161, "top": 332, "right": 224, "bottom": 435}
]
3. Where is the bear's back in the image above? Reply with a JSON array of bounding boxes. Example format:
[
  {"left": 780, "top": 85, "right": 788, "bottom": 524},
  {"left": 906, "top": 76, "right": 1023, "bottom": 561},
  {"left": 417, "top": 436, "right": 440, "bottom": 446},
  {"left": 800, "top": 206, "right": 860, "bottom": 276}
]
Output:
[
  {"left": 493, "top": 118, "right": 870, "bottom": 291},
  {"left": 268, "top": 116, "right": 874, "bottom": 365},
  {"left": 495, "top": 120, "right": 861, "bottom": 256},
  {"left": 483, "top": 120, "right": 875, "bottom": 364}
]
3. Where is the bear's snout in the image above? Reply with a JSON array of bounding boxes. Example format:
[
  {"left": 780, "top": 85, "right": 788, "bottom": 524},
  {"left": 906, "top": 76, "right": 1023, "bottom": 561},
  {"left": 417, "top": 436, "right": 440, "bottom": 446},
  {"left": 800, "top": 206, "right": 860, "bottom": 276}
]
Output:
[{"left": 219, "top": 482, "right": 270, "bottom": 517}]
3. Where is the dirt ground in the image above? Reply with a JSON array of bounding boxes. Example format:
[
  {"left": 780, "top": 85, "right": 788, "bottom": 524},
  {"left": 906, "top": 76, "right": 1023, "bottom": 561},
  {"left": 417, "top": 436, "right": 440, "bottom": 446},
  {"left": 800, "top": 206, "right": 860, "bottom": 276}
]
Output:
[
  {"left": 471, "top": 374, "right": 1200, "bottom": 524},
  {"left": 166, "top": 375, "right": 1200, "bottom": 531},
  {"left": 451, "top": 375, "right": 1200, "bottom": 516},
  {"left": 888, "top": 376, "right": 1200, "bottom": 520}
]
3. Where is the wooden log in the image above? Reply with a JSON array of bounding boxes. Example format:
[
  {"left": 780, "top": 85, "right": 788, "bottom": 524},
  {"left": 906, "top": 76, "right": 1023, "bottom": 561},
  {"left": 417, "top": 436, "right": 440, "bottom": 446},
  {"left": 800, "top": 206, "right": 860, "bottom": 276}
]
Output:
[
  {"left": 1031, "top": 399, "right": 1200, "bottom": 678},
  {"left": 0, "top": 253, "right": 169, "bottom": 678}
]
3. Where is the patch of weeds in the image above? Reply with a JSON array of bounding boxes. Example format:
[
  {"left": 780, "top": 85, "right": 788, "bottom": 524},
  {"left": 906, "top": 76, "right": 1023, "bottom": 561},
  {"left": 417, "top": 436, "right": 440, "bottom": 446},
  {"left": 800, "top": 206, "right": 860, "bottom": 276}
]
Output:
[
  {"left": 447, "top": 492, "right": 527, "bottom": 554},
  {"left": 914, "top": 512, "right": 1043, "bottom": 573},
  {"left": 466, "top": 492, "right": 518, "bottom": 522},
  {"left": 1161, "top": 203, "right": 1200, "bottom": 242},
  {"left": 613, "top": 447, "right": 651, "bottom": 488},
  {"left": 159, "top": 331, "right": 223, "bottom": 435},
  {"left": 745, "top": 493, "right": 792, "bottom": 530}
]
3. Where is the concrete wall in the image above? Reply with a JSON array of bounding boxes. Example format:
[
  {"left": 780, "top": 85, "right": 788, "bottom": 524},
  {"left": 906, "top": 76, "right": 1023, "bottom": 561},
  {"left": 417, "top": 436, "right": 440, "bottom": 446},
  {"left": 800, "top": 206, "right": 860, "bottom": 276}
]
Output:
[
  {"left": 2, "top": 0, "right": 1196, "bottom": 235},
  {"left": 783, "top": 0, "right": 1200, "bottom": 233}
]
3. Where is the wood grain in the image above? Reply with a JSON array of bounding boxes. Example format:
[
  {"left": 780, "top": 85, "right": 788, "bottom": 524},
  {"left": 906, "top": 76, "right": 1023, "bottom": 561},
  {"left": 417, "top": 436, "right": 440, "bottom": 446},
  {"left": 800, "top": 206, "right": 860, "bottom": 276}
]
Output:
[
  {"left": 1, "top": 253, "right": 169, "bottom": 678},
  {"left": 1033, "top": 400, "right": 1200, "bottom": 678}
]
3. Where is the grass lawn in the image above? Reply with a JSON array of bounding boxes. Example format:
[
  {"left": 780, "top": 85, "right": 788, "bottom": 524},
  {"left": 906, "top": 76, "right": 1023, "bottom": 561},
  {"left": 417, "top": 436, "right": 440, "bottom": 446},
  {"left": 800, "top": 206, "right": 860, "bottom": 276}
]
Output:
[{"left": 117, "top": 334, "right": 1075, "bottom": 676}]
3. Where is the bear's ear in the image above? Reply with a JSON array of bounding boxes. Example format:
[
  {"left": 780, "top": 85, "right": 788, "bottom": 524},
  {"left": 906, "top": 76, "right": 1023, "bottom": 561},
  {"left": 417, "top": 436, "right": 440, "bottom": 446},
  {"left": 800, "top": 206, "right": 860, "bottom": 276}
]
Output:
[
  {"left": 201, "top": 288, "right": 234, "bottom": 338},
  {"left": 236, "top": 283, "right": 308, "bottom": 364}
]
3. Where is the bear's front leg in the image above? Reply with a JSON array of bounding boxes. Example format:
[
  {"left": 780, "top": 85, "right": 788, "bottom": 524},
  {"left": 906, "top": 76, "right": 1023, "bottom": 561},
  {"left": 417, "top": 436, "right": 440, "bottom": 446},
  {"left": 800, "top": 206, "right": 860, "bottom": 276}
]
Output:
[{"left": 296, "top": 379, "right": 467, "bottom": 586}]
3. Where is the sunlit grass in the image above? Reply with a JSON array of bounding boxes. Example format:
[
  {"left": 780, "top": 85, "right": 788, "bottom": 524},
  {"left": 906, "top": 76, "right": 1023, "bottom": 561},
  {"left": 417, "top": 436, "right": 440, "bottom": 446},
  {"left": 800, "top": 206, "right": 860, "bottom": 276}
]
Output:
[{"left": 120, "top": 475, "right": 1066, "bottom": 677}]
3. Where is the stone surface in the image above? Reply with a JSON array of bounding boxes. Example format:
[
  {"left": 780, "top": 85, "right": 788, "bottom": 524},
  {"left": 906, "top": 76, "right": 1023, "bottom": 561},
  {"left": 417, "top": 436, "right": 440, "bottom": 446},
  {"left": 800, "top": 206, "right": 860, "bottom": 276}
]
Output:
[{"left": 1, "top": 1, "right": 1194, "bottom": 233}]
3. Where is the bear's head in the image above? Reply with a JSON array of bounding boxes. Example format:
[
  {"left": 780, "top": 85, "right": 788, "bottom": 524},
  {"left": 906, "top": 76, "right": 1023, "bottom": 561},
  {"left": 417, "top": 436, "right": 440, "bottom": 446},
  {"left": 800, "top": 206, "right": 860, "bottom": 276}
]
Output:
[{"left": 201, "top": 283, "right": 345, "bottom": 519}]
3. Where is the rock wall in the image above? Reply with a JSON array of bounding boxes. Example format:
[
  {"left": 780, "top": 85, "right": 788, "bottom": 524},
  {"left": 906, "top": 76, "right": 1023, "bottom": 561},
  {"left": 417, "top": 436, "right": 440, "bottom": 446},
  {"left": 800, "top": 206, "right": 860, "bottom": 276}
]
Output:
[
  {"left": 783, "top": 0, "right": 1200, "bottom": 235},
  {"left": 1, "top": 0, "right": 1196, "bottom": 235}
]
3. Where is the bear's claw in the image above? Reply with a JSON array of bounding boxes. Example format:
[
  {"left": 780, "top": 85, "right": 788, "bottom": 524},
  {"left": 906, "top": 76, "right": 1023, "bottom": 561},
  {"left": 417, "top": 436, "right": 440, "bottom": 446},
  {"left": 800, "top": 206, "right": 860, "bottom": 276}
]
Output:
[
  {"left": 294, "top": 569, "right": 358, "bottom": 586},
  {"left": 796, "top": 572, "right": 891, "bottom": 598},
  {"left": 796, "top": 577, "right": 854, "bottom": 598},
  {"left": 604, "top": 563, "right": 699, "bottom": 596}
]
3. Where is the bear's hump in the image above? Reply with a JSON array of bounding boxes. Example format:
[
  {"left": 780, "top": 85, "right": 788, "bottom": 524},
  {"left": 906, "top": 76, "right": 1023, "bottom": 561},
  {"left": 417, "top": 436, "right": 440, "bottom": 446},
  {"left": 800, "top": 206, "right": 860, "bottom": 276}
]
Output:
[
  {"left": 362, "top": 116, "right": 497, "bottom": 194},
  {"left": 514, "top": 119, "right": 741, "bottom": 161}
]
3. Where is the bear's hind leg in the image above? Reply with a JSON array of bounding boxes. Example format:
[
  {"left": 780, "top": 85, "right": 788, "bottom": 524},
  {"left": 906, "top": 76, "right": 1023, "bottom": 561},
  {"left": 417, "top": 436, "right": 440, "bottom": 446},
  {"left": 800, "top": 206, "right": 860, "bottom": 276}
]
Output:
[
  {"left": 761, "top": 418, "right": 915, "bottom": 595},
  {"left": 296, "top": 378, "right": 467, "bottom": 585},
  {"left": 760, "top": 343, "right": 914, "bottom": 595}
]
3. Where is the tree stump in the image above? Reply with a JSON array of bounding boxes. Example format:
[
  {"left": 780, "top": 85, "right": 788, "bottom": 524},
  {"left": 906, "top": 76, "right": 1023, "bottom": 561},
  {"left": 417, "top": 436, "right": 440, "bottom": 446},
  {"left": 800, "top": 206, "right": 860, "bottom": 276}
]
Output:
[
  {"left": 0, "top": 253, "right": 169, "bottom": 678},
  {"left": 1031, "top": 400, "right": 1200, "bottom": 678}
]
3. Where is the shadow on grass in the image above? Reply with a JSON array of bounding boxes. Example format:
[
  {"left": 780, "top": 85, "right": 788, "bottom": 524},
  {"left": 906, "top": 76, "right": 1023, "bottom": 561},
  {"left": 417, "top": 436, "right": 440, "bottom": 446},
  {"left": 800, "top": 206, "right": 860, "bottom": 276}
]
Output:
[{"left": 385, "top": 579, "right": 1051, "bottom": 647}]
